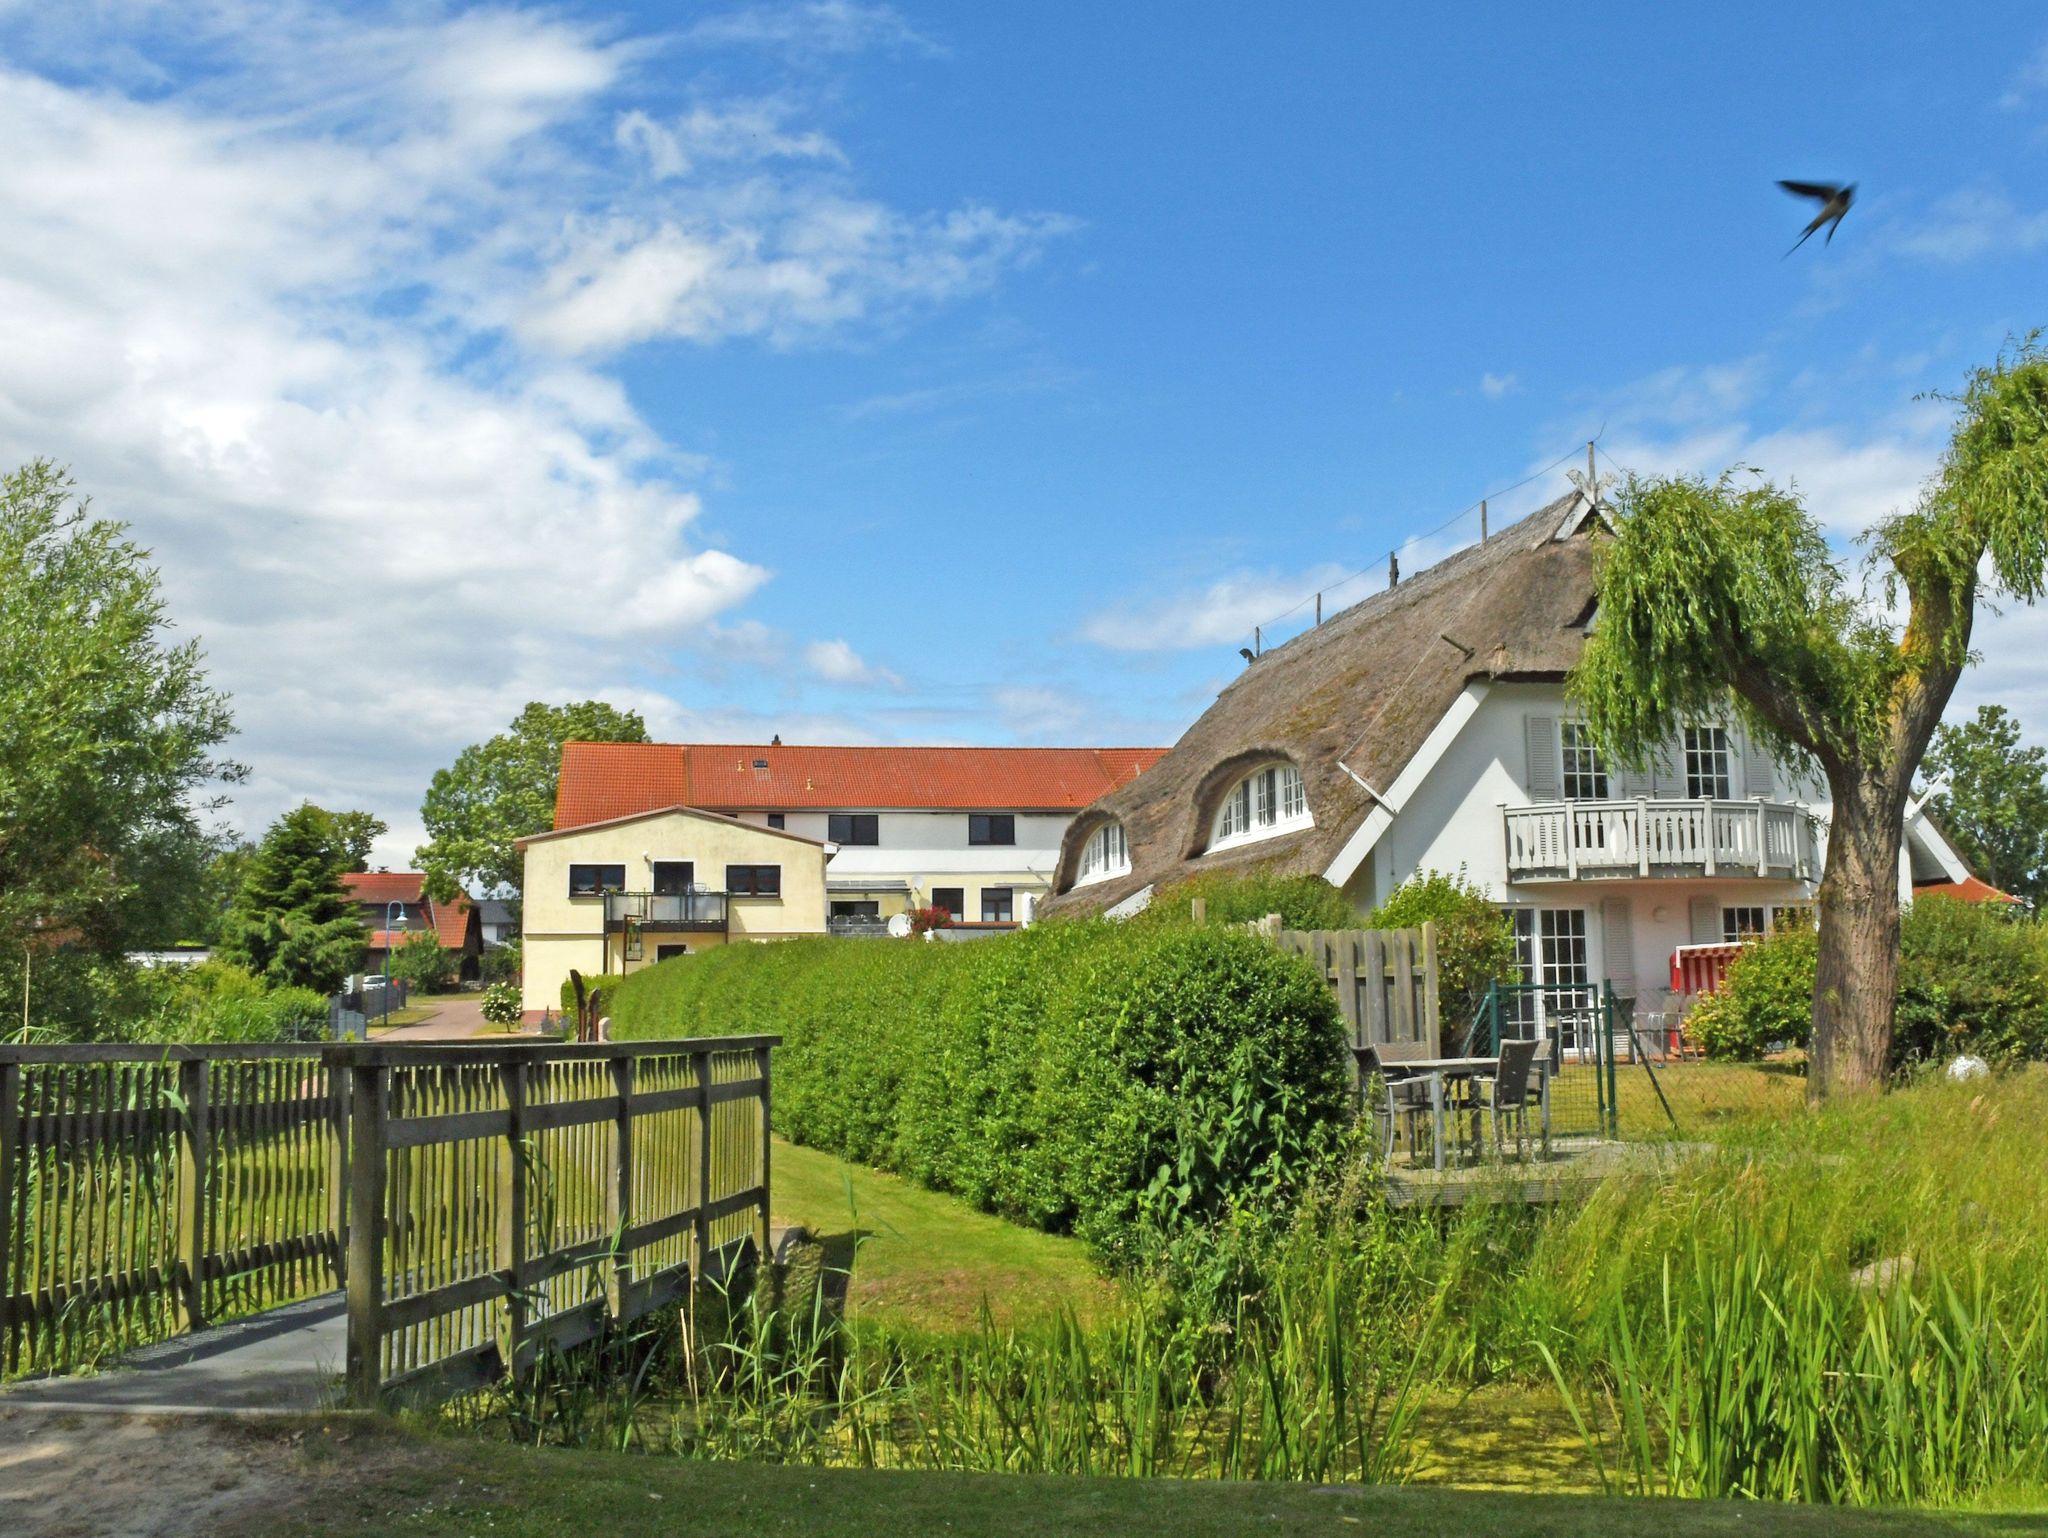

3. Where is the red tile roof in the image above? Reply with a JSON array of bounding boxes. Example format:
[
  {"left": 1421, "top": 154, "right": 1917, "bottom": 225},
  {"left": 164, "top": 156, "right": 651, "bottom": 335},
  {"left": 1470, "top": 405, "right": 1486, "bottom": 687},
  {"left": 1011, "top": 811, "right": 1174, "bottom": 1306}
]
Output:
[
  {"left": 1914, "top": 875, "right": 2025, "bottom": 906},
  {"left": 552, "top": 741, "right": 1169, "bottom": 831},
  {"left": 345, "top": 872, "right": 476, "bottom": 950}
]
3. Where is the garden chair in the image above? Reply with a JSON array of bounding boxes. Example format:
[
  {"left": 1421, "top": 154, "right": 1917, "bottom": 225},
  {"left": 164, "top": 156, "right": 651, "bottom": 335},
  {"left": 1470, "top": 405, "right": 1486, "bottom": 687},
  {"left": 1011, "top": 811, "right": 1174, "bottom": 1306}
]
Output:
[
  {"left": 1471, "top": 1037, "right": 1545, "bottom": 1163},
  {"left": 1368, "top": 1040, "right": 1442, "bottom": 1166}
]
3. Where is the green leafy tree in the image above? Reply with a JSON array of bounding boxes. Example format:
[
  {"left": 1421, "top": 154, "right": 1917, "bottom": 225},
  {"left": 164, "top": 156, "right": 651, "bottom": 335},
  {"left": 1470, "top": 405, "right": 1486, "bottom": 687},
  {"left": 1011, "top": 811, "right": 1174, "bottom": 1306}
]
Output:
[
  {"left": 218, "top": 805, "right": 367, "bottom": 993},
  {"left": 310, "top": 807, "right": 387, "bottom": 873},
  {"left": 1921, "top": 705, "right": 2048, "bottom": 904},
  {"left": 1573, "top": 340, "right": 2048, "bottom": 1097},
  {"left": 0, "top": 461, "right": 240, "bottom": 962},
  {"left": 386, "top": 928, "right": 456, "bottom": 992},
  {"left": 416, "top": 701, "right": 648, "bottom": 901}
]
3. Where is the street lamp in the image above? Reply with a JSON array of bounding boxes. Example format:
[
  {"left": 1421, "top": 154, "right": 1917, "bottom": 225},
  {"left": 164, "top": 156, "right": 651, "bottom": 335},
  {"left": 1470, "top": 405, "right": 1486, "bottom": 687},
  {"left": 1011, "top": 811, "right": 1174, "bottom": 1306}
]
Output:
[{"left": 382, "top": 901, "right": 407, "bottom": 1026}]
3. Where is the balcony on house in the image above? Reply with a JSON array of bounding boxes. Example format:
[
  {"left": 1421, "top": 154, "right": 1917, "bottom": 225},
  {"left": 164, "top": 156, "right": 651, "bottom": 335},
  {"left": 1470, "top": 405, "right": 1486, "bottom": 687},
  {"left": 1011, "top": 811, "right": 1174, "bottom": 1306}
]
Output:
[
  {"left": 603, "top": 889, "right": 729, "bottom": 932},
  {"left": 1503, "top": 798, "right": 1819, "bottom": 883}
]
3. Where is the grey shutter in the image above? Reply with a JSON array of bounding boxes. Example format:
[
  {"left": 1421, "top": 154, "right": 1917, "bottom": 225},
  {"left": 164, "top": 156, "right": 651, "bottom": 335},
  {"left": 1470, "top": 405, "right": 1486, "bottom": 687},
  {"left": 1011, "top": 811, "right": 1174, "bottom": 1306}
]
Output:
[
  {"left": 1653, "top": 734, "right": 1688, "bottom": 799},
  {"left": 1600, "top": 895, "right": 1637, "bottom": 995},
  {"left": 1617, "top": 756, "right": 1654, "bottom": 798},
  {"left": 1689, "top": 895, "right": 1722, "bottom": 944},
  {"left": 1525, "top": 715, "right": 1560, "bottom": 801},
  {"left": 1740, "top": 729, "right": 1774, "bottom": 799}
]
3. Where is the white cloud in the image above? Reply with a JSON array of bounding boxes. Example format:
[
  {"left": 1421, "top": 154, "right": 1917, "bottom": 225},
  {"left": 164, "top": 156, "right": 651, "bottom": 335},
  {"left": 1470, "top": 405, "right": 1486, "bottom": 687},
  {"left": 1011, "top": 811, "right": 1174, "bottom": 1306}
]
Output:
[
  {"left": 616, "top": 101, "right": 845, "bottom": 180},
  {"left": 1888, "top": 185, "right": 2048, "bottom": 265},
  {"left": 994, "top": 685, "right": 1088, "bottom": 739},
  {"left": 803, "top": 638, "right": 902, "bottom": 688},
  {"left": 0, "top": 4, "right": 1062, "bottom": 849},
  {"left": 682, "top": 1, "right": 943, "bottom": 59},
  {"left": 1080, "top": 563, "right": 1353, "bottom": 652},
  {"left": 1480, "top": 371, "right": 1519, "bottom": 399}
]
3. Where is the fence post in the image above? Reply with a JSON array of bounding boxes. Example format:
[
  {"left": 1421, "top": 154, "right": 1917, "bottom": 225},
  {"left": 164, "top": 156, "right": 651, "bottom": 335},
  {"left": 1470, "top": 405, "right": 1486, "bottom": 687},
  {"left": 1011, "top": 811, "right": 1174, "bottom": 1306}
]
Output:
[
  {"left": 693, "top": 1050, "right": 714, "bottom": 1282},
  {"left": 0, "top": 1060, "right": 17, "bottom": 1373},
  {"left": 175, "top": 1056, "right": 211, "bottom": 1332},
  {"left": 755, "top": 1045, "right": 773, "bottom": 1263},
  {"left": 1190, "top": 897, "right": 1207, "bottom": 927},
  {"left": 326, "top": 1065, "right": 351, "bottom": 1287},
  {"left": 344, "top": 1059, "right": 389, "bottom": 1407},
  {"left": 605, "top": 1056, "right": 634, "bottom": 1321},
  {"left": 1604, "top": 984, "right": 1621, "bottom": 1138},
  {"left": 498, "top": 1057, "right": 530, "bottom": 1375},
  {"left": 1420, "top": 921, "right": 1441, "bottom": 1056}
]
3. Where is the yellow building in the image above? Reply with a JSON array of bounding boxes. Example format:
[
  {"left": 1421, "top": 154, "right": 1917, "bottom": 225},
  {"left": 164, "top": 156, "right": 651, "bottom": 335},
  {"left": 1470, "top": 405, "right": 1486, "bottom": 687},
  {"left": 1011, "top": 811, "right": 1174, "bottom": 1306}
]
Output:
[{"left": 516, "top": 804, "right": 830, "bottom": 1013}]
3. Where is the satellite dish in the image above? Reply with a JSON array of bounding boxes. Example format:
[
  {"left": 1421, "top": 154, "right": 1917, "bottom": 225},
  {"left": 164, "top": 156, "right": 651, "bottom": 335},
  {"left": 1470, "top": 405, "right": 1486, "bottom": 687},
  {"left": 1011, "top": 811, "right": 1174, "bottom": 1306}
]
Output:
[{"left": 885, "top": 913, "right": 913, "bottom": 938}]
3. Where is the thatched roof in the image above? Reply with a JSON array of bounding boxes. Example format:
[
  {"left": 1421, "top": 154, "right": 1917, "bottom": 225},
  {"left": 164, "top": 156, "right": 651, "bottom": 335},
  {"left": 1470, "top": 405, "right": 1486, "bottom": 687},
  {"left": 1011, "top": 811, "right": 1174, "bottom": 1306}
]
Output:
[{"left": 1046, "top": 491, "right": 1602, "bottom": 913}]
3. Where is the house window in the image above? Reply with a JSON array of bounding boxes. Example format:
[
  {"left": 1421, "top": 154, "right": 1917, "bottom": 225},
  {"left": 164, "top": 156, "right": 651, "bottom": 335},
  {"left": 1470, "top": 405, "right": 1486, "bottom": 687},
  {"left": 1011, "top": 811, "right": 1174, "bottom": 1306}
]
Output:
[
  {"left": 829, "top": 813, "right": 878, "bottom": 846},
  {"left": 655, "top": 944, "right": 691, "bottom": 962},
  {"left": 831, "top": 900, "right": 880, "bottom": 918},
  {"left": 767, "top": 813, "right": 785, "bottom": 830},
  {"left": 980, "top": 887, "right": 1014, "bottom": 923},
  {"left": 931, "top": 887, "right": 964, "bottom": 919},
  {"left": 969, "top": 814, "right": 1016, "bottom": 846},
  {"left": 568, "top": 864, "right": 626, "bottom": 898},
  {"left": 1210, "top": 762, "right": 1310, "bottom": 849},
  {"left": 1560, "top": 723, "right": 1610, "bottom": 801},
  {"left": 1503, "top": 908, "right": 1592, "bottom": 1042},
  {"left": 651, "top": 861, "right": 694, "bottom": 896},
  {"left": 1075, "top": 821, "right": 1130, "bottom": 885},
  {"left": 1722, "top": 906, "right": 1769, "bottom": 942},
  {"left": 1685, "top": 726, "right": 1733, "bottom": 800},
  {"left": 726, "top": 864, "right": 782, "bottom": 898}
]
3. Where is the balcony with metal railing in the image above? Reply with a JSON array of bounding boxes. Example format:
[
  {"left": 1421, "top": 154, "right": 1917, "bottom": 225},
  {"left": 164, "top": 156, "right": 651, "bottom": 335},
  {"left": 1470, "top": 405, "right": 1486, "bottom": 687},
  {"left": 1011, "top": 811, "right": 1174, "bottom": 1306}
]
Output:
[
  {"left": 1503, "top": 798, "right": 1819, "bottom": 883},
  {"left": 603, "top": 889, "right": 729, "bottom": 932}
]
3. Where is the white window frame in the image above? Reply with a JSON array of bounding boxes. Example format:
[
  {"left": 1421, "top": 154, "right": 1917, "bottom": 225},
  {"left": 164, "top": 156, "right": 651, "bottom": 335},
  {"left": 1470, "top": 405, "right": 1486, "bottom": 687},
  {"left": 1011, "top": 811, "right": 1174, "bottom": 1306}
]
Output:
[
  {"left": 1685, "top": 725, "right": 1733, "bottom": 800},
  {"left": 1075, "top": 821, "right": 1131, "bottom": 887},
  {"left": 1560, "top": 722, "right": 1610, "bottom": 801},
  {"left": 1208, "top": 763, "right": 1311, "bottom": 853},
  {"left": 1721, "top": 905, "right": 1768, "bottom": 942}
]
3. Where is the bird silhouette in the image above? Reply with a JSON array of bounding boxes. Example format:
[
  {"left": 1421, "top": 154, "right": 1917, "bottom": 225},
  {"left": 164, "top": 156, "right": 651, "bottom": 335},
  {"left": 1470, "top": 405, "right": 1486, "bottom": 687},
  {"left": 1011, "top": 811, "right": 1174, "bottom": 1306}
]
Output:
[{"left": 1779, "top": 180, "right": 1855, "bottom": 255}]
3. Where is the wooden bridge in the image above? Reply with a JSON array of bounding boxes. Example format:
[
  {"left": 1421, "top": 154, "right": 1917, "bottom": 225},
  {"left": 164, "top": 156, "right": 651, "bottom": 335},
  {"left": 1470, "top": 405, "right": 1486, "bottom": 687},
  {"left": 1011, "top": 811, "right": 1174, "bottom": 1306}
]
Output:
[{"left": 0, "top": 1036, "right": 777, "bottom": 1410}]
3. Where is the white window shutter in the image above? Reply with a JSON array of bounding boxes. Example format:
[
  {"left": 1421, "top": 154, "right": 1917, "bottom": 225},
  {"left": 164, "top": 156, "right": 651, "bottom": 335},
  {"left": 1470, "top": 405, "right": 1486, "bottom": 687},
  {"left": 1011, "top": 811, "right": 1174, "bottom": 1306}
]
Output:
[
  {"left": 1740, "top": 729, "right": 1774, "bottom": 799},
  {"left": 1525, "top": 715, "right": 1560, "bottom": 801},
  {"left": 1653, "top": 736, "right": 1687, "bottom": 799},
  {"left": 1617, "top": 757, "right": 1654, "bottom": 798},
  {"left": 1600, "top": 895, "right": 1636, "bottom": 996},
  {"left": 1689, "top": 895, "right": 1721, "bottom": 944}
]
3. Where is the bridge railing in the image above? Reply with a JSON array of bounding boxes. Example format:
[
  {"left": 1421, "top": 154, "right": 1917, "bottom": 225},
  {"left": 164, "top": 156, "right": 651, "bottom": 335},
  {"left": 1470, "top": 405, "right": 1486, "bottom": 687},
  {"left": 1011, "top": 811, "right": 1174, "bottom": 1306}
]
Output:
[
  {"left": 0, "top": 1043, "right": 345, "bottom": 1377},
  {"left": 1, "top": 1037, "right": 779, "bottom": 1402}
]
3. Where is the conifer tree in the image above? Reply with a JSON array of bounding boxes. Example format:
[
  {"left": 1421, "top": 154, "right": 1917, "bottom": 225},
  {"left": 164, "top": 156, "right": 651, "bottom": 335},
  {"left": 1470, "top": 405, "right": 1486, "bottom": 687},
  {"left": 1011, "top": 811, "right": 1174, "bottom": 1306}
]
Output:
[{"left": 219, "top": 805, "right": 368, "bottom": 993}]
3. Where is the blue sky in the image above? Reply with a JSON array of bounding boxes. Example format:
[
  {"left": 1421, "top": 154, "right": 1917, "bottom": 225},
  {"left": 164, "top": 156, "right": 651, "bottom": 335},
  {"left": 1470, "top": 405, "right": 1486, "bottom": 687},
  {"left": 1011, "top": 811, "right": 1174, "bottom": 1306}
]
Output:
[{"left": 1, "top": 2, "right": 2045, "bottom": 865}]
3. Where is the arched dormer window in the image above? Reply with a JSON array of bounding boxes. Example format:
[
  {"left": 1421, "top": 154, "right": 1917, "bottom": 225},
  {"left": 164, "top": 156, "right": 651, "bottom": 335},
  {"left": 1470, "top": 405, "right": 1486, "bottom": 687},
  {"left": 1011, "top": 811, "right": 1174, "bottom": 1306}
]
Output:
[
  {"left": 1208, "top": 761, "right": 1310, "bottom": 852},
  {"left": 1075, "top": 820, "right": 1131, "bottom": 886}
]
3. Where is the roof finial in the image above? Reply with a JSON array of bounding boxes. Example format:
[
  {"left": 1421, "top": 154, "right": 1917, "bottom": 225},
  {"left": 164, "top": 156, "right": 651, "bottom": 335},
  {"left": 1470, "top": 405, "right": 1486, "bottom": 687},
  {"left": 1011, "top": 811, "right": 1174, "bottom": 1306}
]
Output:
[
  {"left": 1388, "top": 550, "right": 1400, "bottom": 587},
  {"left": 1587, "top": 441, "right": 1596, "bottom": 505},
  {"left": 1479, "top": 498, "right": 1488, "bottom": 542}
]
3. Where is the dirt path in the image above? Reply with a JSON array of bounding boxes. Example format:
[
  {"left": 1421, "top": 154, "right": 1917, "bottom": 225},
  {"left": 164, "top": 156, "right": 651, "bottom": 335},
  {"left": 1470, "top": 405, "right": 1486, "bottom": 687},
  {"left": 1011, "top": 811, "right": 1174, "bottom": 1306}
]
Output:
[
  {"left": 376, "top": 996, "right": 487, "bottom": 1042},
  {"left": 0, "top": 1409, "right": 376, "bottom": 1538}
]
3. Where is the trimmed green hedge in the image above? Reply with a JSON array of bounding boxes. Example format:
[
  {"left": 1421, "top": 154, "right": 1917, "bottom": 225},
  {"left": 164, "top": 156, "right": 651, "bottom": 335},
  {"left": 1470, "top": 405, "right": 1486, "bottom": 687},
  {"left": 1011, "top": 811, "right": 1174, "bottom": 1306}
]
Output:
[
  {"left": 608, "top": 924, "right": 1348, "bottom": 1263},
  {"left": 560, "top": 972, "right": 627, "bottom": 1013}
]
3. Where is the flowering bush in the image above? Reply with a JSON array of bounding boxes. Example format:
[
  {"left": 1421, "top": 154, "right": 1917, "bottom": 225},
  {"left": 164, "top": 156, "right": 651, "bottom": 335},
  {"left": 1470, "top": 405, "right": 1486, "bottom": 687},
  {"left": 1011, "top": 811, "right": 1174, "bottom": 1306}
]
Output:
[
  {"left": 908, "top": 905, "right": 953, "bottom": 935},
  {"left": 480, "top": 982, "right": 523, "bottom": 1028}
]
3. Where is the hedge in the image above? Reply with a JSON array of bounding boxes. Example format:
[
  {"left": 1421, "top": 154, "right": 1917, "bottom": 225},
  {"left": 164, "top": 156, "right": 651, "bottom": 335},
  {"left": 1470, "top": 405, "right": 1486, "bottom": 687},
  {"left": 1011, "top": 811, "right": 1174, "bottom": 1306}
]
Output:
[{"left": 607, "top": 924, "right": 1349, "bottom": 1263}]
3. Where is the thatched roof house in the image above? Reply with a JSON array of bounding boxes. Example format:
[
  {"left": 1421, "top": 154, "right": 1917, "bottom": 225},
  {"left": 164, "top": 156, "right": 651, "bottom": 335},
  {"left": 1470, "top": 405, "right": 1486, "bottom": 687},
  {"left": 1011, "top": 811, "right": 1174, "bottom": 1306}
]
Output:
[{"left": 1045, "top": 490, "right": 1604, "bottom": 913}]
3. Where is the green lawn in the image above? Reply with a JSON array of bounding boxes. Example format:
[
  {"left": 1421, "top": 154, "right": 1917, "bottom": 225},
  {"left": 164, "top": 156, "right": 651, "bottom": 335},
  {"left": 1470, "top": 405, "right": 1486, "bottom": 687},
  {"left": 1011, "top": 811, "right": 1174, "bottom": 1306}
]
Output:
[
  {"left": 259, "top": 1424, "right": 2048, "bottom": 1538},
  {"left": 769, "top": 1136, "right": 1115, "bottom": 1329}
]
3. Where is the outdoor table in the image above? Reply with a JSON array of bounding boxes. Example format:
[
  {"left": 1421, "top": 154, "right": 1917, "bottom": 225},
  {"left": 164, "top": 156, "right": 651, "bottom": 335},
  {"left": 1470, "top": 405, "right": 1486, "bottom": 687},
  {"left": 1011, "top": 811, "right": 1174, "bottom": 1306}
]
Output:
[{"left": 1384, "top": 1055, "right": 1552, "bottom": 1170}]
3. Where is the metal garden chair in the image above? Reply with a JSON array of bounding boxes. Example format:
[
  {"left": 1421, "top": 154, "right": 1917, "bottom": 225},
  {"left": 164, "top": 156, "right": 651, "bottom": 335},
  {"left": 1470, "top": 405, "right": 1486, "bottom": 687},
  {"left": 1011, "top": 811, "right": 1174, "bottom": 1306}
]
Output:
[{"left": 1472, "top": 1037, "right": 1546, "bottom": 1162}]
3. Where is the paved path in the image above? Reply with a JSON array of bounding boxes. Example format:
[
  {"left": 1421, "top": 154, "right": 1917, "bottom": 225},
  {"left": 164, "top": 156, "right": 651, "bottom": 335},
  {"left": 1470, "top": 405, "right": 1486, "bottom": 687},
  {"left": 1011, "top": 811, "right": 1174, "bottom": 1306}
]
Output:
[
  {"left": 0, "top": 1294, "right": 347, "bottom": 1416},
  {"left": 377, "top": 995, "right": 487, "bottom": 1042}
]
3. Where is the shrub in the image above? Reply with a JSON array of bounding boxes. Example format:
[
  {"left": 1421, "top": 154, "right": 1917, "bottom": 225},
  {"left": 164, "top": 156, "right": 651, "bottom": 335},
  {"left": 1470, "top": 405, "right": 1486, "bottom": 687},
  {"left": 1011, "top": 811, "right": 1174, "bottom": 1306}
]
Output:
[
  {"left": 1893, "top": 894, "right": 2048, "bottom": 1067},
  {"left": 1685, "top": 897, "right": 2048, "bottom": 1068},
  {"left": 607, "top": 923, "right": 1349, "bottom": 1263},
  {"left": 130, "top": 962, "right": 328, "bottom": 1044},
  {"left": 1364, "top": 869, "right": 1519, "bottom": 1033},
  {"left": 480, "top": 982, "right": 523, "bottom": 1028},
  {"left": 387, "top": 929, "right": 457, "bottom": 992},
  {"left": 1688, "top": 924, "right": 1817, "bottom": 1061},
  {"left": 481, "top": 940, "right": 521, "bottom": 985},
  {"left": 1136, "top": 871, "right": 1357, "bottom": 931},
  {"left": 907, "top": 905, "right": 952, "bottom": 935}
]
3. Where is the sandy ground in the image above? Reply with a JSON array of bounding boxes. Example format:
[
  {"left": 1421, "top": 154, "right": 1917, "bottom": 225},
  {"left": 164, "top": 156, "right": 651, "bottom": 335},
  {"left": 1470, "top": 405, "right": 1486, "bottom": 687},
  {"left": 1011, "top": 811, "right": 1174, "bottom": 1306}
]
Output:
[{"left": 0, "top": 1409, "right": 365, "bottom": 1538}]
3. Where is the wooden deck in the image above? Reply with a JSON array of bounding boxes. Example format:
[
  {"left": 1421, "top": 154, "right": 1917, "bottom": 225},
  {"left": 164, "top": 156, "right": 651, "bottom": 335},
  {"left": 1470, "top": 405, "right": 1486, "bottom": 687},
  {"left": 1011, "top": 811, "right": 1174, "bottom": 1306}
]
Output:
[{"left": 1382, "top": 1138, "right": 1711, "bottom": 1207}]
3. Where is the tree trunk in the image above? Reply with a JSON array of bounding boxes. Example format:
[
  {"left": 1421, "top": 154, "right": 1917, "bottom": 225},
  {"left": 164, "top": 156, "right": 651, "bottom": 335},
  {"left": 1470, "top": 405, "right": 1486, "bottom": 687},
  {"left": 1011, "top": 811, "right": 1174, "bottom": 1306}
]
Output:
[{"left": 1808, "top": 781, "right": 1905, "bottom": 1099}]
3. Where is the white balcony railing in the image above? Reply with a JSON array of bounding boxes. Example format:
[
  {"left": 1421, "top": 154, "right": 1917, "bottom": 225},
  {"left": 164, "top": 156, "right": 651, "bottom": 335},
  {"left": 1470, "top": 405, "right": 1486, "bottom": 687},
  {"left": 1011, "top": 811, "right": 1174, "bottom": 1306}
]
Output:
[{"left": 1503, "top": 798, "right": 1818, "bottom": 883}]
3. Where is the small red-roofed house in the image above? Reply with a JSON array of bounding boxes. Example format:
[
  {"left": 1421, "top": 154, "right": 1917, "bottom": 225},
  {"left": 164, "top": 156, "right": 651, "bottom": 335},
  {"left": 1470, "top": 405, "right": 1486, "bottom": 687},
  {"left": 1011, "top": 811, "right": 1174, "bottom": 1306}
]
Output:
[{"left": 342, "top": 872, "right": 483, "bottom": 982}]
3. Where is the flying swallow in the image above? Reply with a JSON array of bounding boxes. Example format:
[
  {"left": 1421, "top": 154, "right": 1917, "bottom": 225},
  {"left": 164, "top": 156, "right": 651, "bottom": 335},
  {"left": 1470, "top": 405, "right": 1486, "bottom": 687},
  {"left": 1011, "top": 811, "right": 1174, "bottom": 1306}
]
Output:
[{"left": 1778, "top": 180, "right": 1855, "bottom": 255}]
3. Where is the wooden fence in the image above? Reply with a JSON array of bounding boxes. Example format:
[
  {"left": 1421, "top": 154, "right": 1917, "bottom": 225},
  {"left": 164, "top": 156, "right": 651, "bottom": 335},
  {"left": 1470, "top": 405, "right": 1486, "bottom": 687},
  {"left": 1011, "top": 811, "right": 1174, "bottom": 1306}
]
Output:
[
  {"left": 1247, "top": 918, "right": 1441, "bottom": 1063},
  {"left": 0, "top": 1037, "right": 778, "bottom": 1405}
]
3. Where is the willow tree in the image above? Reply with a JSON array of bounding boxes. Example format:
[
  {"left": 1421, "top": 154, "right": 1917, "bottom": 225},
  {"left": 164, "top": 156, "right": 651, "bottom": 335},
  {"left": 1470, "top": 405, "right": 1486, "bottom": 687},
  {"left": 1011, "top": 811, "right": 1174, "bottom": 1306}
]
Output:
[{"left": 1572, "top": 343, "right": 2048, "bottom": 1097}]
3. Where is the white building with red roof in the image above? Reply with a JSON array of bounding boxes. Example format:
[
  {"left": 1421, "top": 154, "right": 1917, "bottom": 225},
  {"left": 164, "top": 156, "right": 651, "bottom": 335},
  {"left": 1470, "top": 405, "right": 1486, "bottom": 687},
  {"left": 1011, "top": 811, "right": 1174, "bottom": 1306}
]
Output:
[{"left": 514, "top": 739, "right": 1166, "bottom": 1012}]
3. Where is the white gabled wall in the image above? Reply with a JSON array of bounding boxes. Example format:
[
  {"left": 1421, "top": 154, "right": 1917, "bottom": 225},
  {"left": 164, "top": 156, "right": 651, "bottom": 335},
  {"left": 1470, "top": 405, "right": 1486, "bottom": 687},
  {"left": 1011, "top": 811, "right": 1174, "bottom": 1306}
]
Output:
[{"left": 1338, "top": 681, "right": 1931, "bottom": 1022}]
